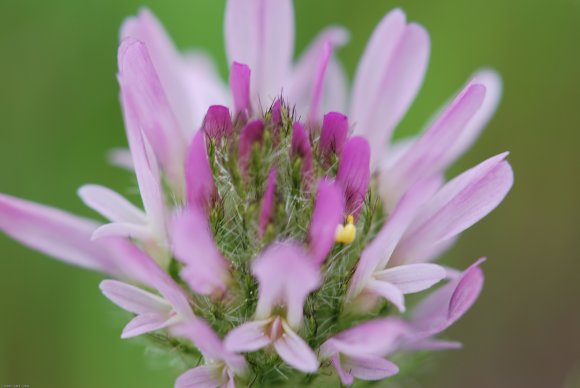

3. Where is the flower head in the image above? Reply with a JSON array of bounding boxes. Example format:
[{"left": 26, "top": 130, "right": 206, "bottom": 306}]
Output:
[{"left": 0, "top": 2, "right": 513, "bottom": 387}]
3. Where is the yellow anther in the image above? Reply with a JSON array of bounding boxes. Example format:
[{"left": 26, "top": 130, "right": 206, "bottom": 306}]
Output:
[{"left": 335, "top": 215, "right": 357, "bottom": 244}]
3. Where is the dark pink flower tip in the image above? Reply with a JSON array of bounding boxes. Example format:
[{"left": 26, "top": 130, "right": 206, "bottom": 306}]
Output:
[
  {"left": 258, "top": 168, "right": 277, "bottom": 237},
  {"left": 271, "top": 98, "right": 282, "bottom": 127},
  {"left": 230, "top": 62, "right": 251, "bottom": 115},
  {"left": 320, "top": 112, "right": 349, "bottom": 160},
  {"left": 186, "top": 130, "right": 216, "bottom": 209},
  {"left": 291, "top": 122, "right": 313, "bottom": 178},
  {"left": 238, "top": 120, "right": 265, "bottom": 174},
  {"left": 202, "top": 105, "right": 233, "bottom": 141},
  {"left": 336, "top": 136, "right": 371, "bottom": 219},
  {"left": 308, "top": 180, "right": 344, "bottom": 265}
]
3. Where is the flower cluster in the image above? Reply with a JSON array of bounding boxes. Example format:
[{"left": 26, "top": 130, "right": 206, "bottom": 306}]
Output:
[{"left": 0, "top": 1, "right": 513, "bottom": 387}]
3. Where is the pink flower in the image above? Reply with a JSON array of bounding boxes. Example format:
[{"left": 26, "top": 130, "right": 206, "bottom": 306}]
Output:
[
  {"left": 0, "top": 1, "right": 514, "bottom": 386},
  {"left": 224, "top": 242, "right": 321, "bottom": 372},
  {"left": 320, "top": 318, "right": 407, "bottom": 385},
  {"left": 172, "top": 319, "right": 247, "bottom": 388}
]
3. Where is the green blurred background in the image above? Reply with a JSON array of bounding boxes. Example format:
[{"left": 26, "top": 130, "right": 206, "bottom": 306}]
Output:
[{"left": 1, "top": 0, "right": 579, "bottom": 387}]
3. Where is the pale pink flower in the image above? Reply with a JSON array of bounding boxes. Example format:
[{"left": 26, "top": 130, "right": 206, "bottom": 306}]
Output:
[{"left": 224, "top": 242, "right": 321, "bottom": 372}]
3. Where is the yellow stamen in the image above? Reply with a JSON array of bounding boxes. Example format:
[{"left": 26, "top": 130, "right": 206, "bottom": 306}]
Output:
[{"left": 335, "top": 215, "right": 357, "bottom": 244}]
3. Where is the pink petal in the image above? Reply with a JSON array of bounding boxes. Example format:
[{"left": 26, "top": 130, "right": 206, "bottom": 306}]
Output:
[
  {"left": 171, "top": 207, "right": 230, "bottom": 296},
  {"left": 288, "top": 27, "right": 349, "bottom": 117},
  {"left": 185, "top": 130, "right": 216, "bottom": 210},
  {"left": 343, "top": 354, "right": 399, "bottom": 381},
  {"left": 395, "top": 153, "right": 513, "bottom": 263},
  {"left": 290, "top": 122, "right": 313, "bottom": 179},
  {"left": 0, "top": 193, "right": 118, "bottom": 275},
  {"left": 121, "top": 8, "right": 194, "bottom": 139},
  {"left": 121, "top": 312, "right": 171, "bottom": 338},
  {"left": 336, "top": 136, "right": 370, "bottom": 220},
  {"left": 100, "top": 280, "right": 171, "bottom": 315},
  {"left": 273, "top": 321, "right": 319, "bottom": 373},
  {"left": 118, "top": 38, "right": 186, "bottom": 190},
  {"left": 118, "top": 62, "right": 167, "bottom": 236},
  {"left": 238, "top": 120, "right": 265, "bottom": 174},
  {"left": 252, "top": 242, "right": 320, "bottom": 327},
  {"left": 224, "top": 319, "right": 272, "bottom": 352},
  {"left": 225, "top": 0, "right": 294, "bottom": 103},
  {"left": 366, "top": 280, "right": 406, "bottom": 312},
  {"left": 373, "top": 263, "right": 446, "bottom": 294},
  {"left": 321, "top": 318, "right": 407, "bottom": 358},
  {"left": 319, "top": 112, "right": 349, "bottom": 162},
  {"left": 258, "top": 168, "right": 277, "bottom": 237},
  {"left": 229, "top": 61, "right": 251, "bottom": 116},
  {"left": 440, "top": 69, "right": 503, "bottom": 168},
  {"left": 78, "top": 184, "right": 147, "bottom": 224},
  {"left": 380, "top": 83, "right": 487, "bottom": 209},
  {"left": 331, "top": 354, "right": 354, "bottom": 385},
  {"left": 348, "top": 178, "right": 439, "bottom": 298},
  {"left": 175, "top": 365, "right": 223, "bottom": 388},
  {"left": 107, "top": 148, "right": 134, "bottom": 171},
  {"left": 109, "top": 239, "right": 193, "bottom": 317},
  {"left": 91, "top": 222, "right": 152, "bottom": 241},
  {"left": 181, "top": 52, "right": 231, "bottom": 134},
  {"left": 307, "top": 40, "right": 333, "bottom": 124},
  {"left": 350, "top": 9, "right": 430, "bottom": 168},
  {"left": 308, "top": 180, "right": 344, "bottom": 265},
  {"left": 410, "top": 258, "right": 485, "bottom": 338},
  {"left": 171, "top": 317, "right": 246, "bottom": 370},
  {"left": 202, "top": 105, "right": 233, "bottom": 141}
]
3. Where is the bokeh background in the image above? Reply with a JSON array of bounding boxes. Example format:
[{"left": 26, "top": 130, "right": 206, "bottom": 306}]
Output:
[{"left": 1, "top": 0, "right": 579, "bottom": 387}]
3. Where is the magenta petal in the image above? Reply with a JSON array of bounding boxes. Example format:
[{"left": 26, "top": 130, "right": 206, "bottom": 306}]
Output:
[
  {"left": 273, "top": 321, "right": 319, "bottom": 373},
  {"left": 100, "top": 280, "right": 171, "bottom": 315},
  {"left": 336, "top": 136, "right": 370, "bottom": 220},
  {"left": 202, "top": 105, "right": 233, "bottom": 141},
  {"left": 224, "top": 319, "right": 272, "bottom": 353},
  {"left": 171, "top": 207, "right": 230, "bottom": 296},
  {"left": 238, "top": 120, "right": 265, "bottom": 174},
  {"left": 395, "top": 153, "right": 513, "bottom": 263},
  {"left": 185, "top": 130, "right": 216, "bottom": 210},
  {"left": 229, "top": 61, "right": 251, "bottom": 115},
  {"left": 308, "top": 180, "right": 344, "bottom": 265},
  {"left": 319, "top": 112, "right": 349, "bottom": 161},
  {"left": 258, "top": 168, "right": 277, "bottom": 237},
  {"left": 121, "top": 312, "right": 170, "bottom": 338},
  {"left": 252, "top": 242, "right": 321, "bottom": 327},
  {"left": 344, "top": 355, "right": 399, "bottom": 381},
  {"left": 0, "top": 193, "right": 119, "bottom": 275},
  {"left": 175, "top": 365, "right": 222, "bottom": 388},
  {"left": 291, "top": 122, "right": 313, "bottom": 179},
  {"left": 225, "top": 0, "right": 294, "bottom": 103},
  {"left": 118, "top": 38, "right": 186, "bottom": 189}
]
